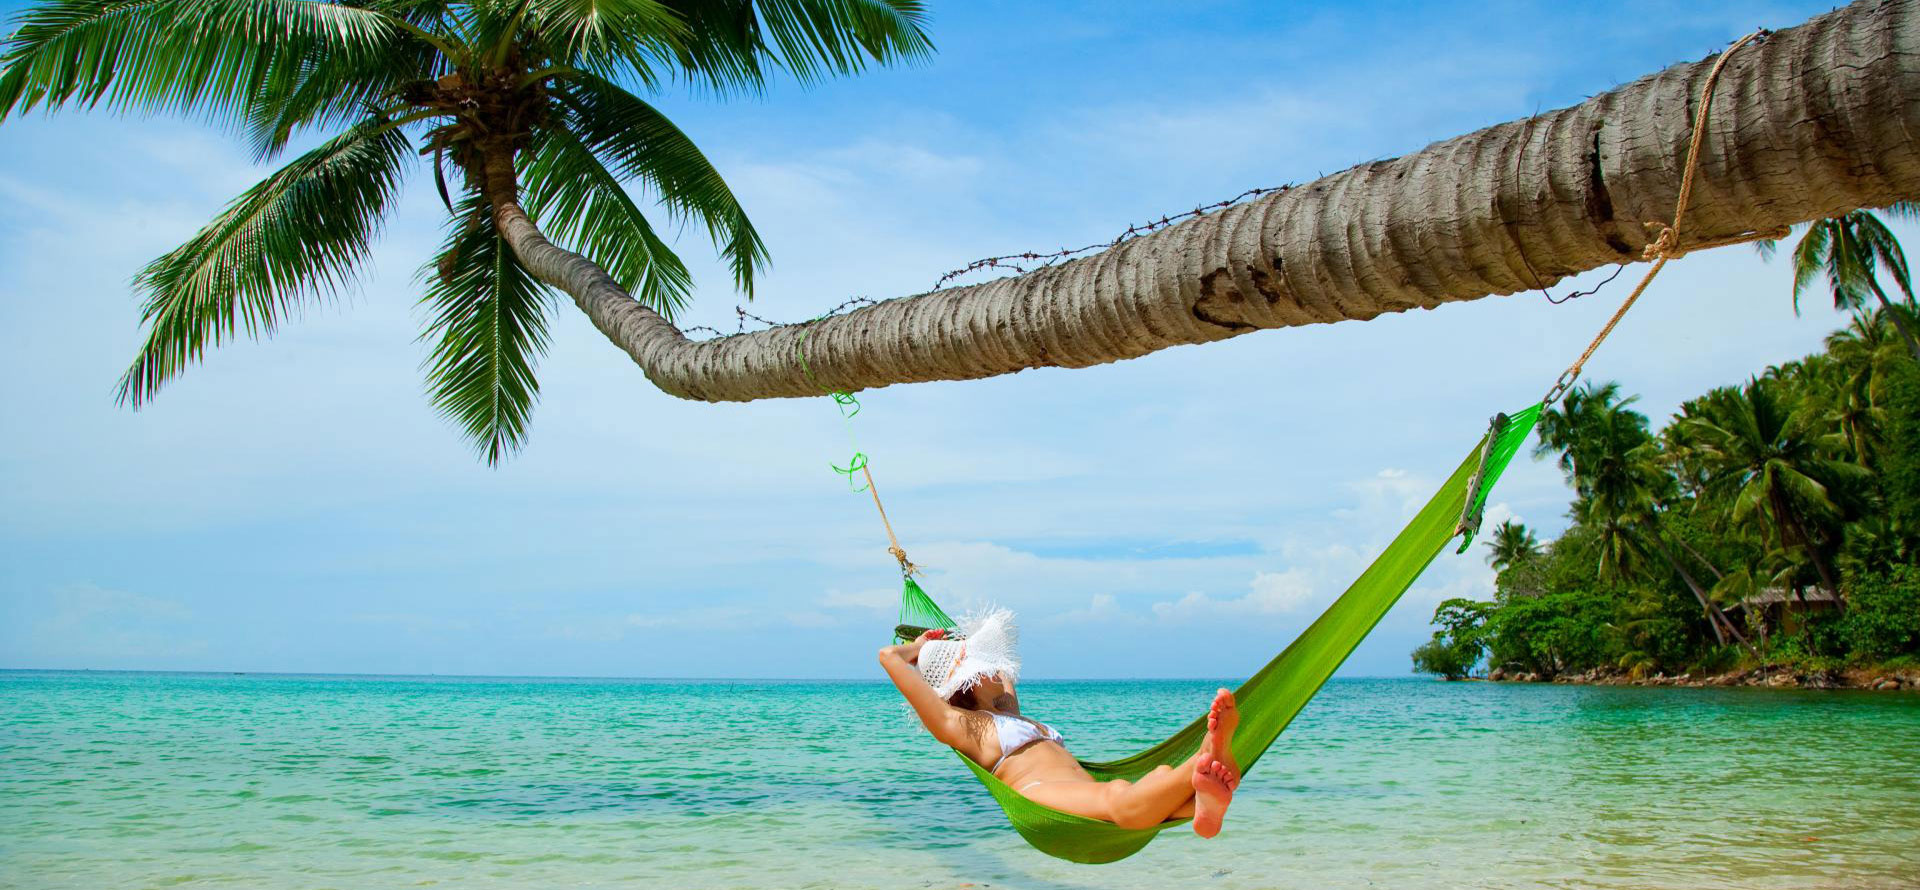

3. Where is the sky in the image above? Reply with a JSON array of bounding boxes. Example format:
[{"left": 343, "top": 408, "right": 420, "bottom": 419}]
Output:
[{"left": 0, "top": 0, "right": 1896, "bottom": 680}]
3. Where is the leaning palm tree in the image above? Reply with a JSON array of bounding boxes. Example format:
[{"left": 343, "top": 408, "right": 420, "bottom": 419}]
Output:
[
  {"left": 1770, "top": 205, "right": 1920, "bottom": 362},
  {"left": 3, "top": 0, "right": 1918, "bottom": 432},
  {"left": 0, "top": 0, "right": 930, "bottom": 461}
]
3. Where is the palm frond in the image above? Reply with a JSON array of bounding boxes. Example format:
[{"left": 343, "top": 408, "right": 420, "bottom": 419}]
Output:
[
  {"left": 520, "top": 124, "right": 694, "bottom": 316},
  {"left": 552, "top": 71, "right": 765, "bottom": 293},
  {"left": 520, "top": 0, "right": 685, "bottom": 88},
  {"left": 0, "top": 0, "right": 401, "bottom": 128},
  {"left": 747, "top": 0, "right": 933, "bottom": 80},
  {"left": 1852, "top": 210, "right": 1914, "bottom": 302},
  {"left": 241, "top": 17, "right": 452, "bottom": 160},
  {"left": 466, "top": 0, "right": 535, "bottom": 65},
  {"left": 1880, "top": 200, "right": 1920, "bottom": 223},
  {"left": 119, "top": 117, "right": 412, "bottom": 406},
  {"left": 1789, "top": 219, "right": 1832, "bottom": 315},
  {"left": 419, "top": 194, "right": 555, "bottom": 464},
  {"left": 659, "top": 0, "right": 931, "bottom": 94}
]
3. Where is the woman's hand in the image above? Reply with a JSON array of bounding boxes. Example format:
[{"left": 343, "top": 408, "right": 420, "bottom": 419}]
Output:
[{"left": 882, "top": 628, "right": 946, "bottom": 666}]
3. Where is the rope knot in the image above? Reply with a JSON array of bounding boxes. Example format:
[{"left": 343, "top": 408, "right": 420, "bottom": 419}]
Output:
[
  {"left": 888, "top": 544, "right": 920, "bottom": 576},
  {"left": 1642, "top": 222, "right": 1681, "bottom": 261},
  {"left": 1538, "top": 28, "right": 1764, "bottom": 409}
]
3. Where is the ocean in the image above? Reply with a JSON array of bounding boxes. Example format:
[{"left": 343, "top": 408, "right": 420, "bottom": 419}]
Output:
[{"left": 2, "top": 671, "right": 1916, "bottom": 889}]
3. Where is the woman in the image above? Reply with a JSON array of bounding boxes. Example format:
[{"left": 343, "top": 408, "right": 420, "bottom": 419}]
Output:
[{"left": 877, "top": 607, "right": 1240, "bottom": 837}]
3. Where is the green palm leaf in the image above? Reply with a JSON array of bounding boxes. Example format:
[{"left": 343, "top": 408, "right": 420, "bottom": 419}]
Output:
[
  {"left": 747, "top": 0, "right": 932, "bottom": 79},
  {"left": 420, "top": 195, "right": 554, "bottom": 464},
  {"left": 1789, "top": 219, "right": 1836, "bottom": 314},
  {"left": 519, "top": 0, "right": 685, "bottom": 87},
  {"left": 552, "top": 70, "right": 765, "bottom": 293},
  {"left": 1853, "top": 210, "right": 1914, "bottom": 303},
  {"left": 0, "top": 0, "right": 401, "bottom": 125},
  {"left": 119, "top": 117, "right": 413, "bottom": 406},
  {"left": 520, "top": 124, "right": 693, "bottom": 316},
  {"left": 241, "top": 32, "right": 447, "bottom": 160},
  {"left": 660, "top": 0, "right": 931, "bottom": 94}
]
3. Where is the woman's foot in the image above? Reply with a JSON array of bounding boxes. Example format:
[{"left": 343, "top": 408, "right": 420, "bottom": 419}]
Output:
[{"left": 1191, "top": 688, "right": 1239, "bottom": 839}]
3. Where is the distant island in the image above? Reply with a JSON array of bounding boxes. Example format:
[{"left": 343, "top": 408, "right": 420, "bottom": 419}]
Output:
[{"left": 1415, "top": 304, "right": 1919, "bottom": 692}]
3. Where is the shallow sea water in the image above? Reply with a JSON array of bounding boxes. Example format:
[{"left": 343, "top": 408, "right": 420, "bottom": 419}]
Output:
[{"left": 2, "top": 671, "right": 1916, "bottom": 889}]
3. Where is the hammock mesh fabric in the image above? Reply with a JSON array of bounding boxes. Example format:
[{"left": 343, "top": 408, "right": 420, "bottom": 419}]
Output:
[{"left": 892, "top": 404, "right": 1540, "bottom": 863}]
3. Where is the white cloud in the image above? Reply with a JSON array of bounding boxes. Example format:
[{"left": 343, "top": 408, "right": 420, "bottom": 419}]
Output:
[
  {"left": 1345, "top": 467, "right": 1433, "bottom": 525},
  {"left": 1150, "top": 567, "right": 1321, "bottom": 620},
  {"left": 1482, "top": 501, "right": 1521, "bottom": 531},
  {"left": 1042, "top": 592, "right": 1140, "bottom": 627},
  {"left": 818, "top": 587, "right": 897, "bottom": 611}
]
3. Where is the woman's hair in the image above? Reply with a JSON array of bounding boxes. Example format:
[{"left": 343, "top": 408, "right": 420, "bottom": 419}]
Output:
[{"left": 946, "top": 687, "right": 978, "bottom": 710}]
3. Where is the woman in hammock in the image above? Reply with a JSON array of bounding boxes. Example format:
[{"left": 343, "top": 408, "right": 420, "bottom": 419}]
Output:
[{"left": 878, "top": 607, "right": 1240, "bottom": 837}]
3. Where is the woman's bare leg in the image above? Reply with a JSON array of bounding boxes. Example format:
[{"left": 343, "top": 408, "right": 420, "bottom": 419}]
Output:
[
  {"left": 1019, "top": 765, "right": 1199, "bottom": 828},
  {"left": 1088, "top": 689, "right": 1238, "bottom": 832}
]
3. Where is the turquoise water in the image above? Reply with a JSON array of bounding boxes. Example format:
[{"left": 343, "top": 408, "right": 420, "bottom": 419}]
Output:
[{"left": 2, "top": 672, "right": 1916, "bottom": 890}]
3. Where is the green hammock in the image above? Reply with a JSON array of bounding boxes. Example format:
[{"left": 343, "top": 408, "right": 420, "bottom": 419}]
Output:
[{"left": 890, "top": 404, "right": 1540, "bottom": 864}]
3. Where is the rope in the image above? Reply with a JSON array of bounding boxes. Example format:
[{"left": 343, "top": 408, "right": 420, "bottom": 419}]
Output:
[
  {"left": 796, "top": 325, "right": 920, "bottom": 575},
  {"left": 861, "top": 464, "right": 920, "bottom": 576},
  {"left": 812, "top": 31, "right": 1786, "bottom": 574},
  {"left": 1540, "top": 28, "right": 1784, "bottom": 408}
]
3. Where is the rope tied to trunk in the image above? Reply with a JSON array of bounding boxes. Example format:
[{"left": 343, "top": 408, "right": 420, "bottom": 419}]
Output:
[{"left": 1542, "top": 28, "right": 1784, "bottom": 408}]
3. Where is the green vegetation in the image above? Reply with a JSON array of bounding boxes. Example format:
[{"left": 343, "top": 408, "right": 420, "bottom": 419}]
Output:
[{"left": 1415, "top": 207, "right": 1920, "bottom": 681}]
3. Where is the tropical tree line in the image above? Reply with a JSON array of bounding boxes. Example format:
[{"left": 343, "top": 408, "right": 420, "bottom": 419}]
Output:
[{"left": 1415, "top": 209, "right": 1920, "bottom": 680}]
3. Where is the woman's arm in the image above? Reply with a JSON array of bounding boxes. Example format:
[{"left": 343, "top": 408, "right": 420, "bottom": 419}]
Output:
[{"left": 877, "top": 631, "right": 971, "bottom": 748}]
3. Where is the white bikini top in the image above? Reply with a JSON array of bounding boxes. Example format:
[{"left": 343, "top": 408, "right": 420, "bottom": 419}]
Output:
[{"left": 989, "top": 712, "right": 1065, "bottom": 771}]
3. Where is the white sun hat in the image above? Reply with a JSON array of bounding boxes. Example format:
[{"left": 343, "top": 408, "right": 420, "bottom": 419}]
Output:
[{"left": 916, "top": 606, "right": 1020, "bottom": 702}]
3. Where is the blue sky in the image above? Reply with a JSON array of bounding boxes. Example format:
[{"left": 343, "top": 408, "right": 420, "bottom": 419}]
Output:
[{"left": 0, "top": 0, "right": 1893, "bottom": 679}]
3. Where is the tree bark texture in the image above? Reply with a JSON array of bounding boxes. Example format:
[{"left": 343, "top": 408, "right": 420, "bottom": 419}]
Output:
[{"left": 511, "top": 0, "right": 1920, "bottom": 403}]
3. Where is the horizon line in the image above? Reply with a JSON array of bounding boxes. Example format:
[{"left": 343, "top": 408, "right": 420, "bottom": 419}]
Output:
[{"left": 0, "top": 666, "right": 1416, "bottom": 683}]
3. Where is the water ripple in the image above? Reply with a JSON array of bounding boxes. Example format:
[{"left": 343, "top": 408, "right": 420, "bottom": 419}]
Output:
[{"left": 2, "top": 672, "right": 1916, "bottom": 889}]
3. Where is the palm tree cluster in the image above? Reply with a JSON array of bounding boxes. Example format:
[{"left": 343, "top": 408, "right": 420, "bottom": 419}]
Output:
[
  {"left": 1416, "top": 205, "right": 1920, "bottom": 680},
  {"left": 1416, "top": 307, "right": 1920, "bottom": 680}
]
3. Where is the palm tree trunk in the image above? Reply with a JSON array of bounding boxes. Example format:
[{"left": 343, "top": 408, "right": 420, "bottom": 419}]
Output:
[
  {"left": 1778, "top": 501, "right": 1845, "bottom": 603},
  {"left": 1641, "top": 526, "right": 1751, "bottom": 649},
  {"left": 1675, "top": 536, "right": 1725, "bottom": 583},
  {"left": 1865, "top": 276, "right": 1920, "bottom": 362},
  {"left": 498, "top": 0, "right": 1920, "bottom": 402}
]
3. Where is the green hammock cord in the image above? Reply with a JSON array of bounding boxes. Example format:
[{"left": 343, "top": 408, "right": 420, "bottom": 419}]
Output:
[{"left": 892, "top": 404, "right": 1540, "bottom": 864}]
